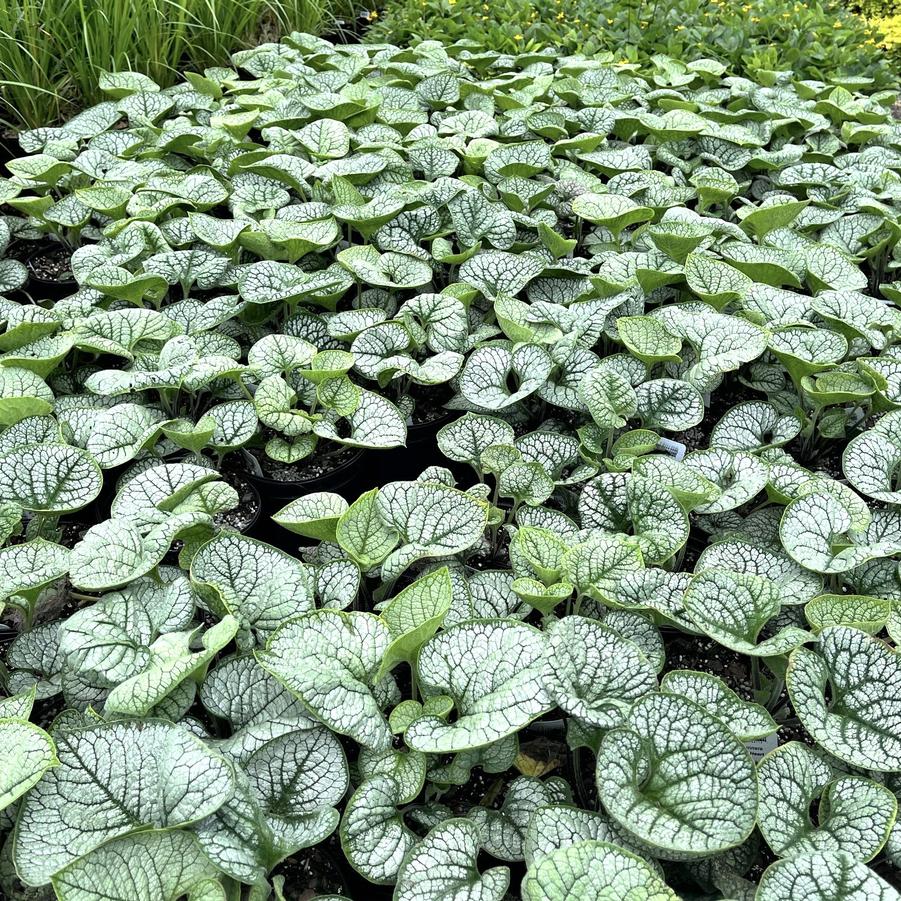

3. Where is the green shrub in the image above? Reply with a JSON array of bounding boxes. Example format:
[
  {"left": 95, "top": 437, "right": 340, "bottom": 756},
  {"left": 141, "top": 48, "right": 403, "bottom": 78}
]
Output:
[
  {"left": 854, "top": 0, "right": 897, "bottom": 15},
  {"left": 0, "top": 0, "right": 330, "bottom": 131},
  {"left": 369, "top": 0, "right": 896, "bottom": 87}
]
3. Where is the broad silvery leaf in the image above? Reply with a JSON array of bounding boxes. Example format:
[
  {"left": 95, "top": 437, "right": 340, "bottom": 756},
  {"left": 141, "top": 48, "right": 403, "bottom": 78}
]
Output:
[
  {"left": 244, "top": 727, "right": 346, "bottom": 830},
  {"left": 780, "top": 490, "right": 900, "bottom": 574},
  {"left": 656, "top": 305, "right": 766, "bottom": 392},
  {"left": 208, "top": 400, "right": 258, "bottom": 451},
  {"left": 596, "top": 693, "right": 757, "bottom": 858},
  {"left": 58, "top": 572, "right": 196, "bottom": 687},
  {"left": 684, "top": 252, "right": 751, "bottom": 307},
  {"left": 563, "top": 533, "right": 645, "bottom": 604},
  {"left": 14, "top": 720, "right": 234, "bottom": 886},
  {"left": 199, "top": 655, "right": 319, "bottom": 765},
  {"left": 340, "top": 775, "right": 416, "bottom": 884},
  {"left": 571, "top": 192, "right": 653, "bottom": 236},
  {"left": 459, "top": 250, "right": 544, "bottom": 298},
  {"left": 617, "top": 315, "right": 682, "bottom": 364},
  {"left": 51, "top": 830, "right": 223, "bottom": 901},
  {"left": 0, "top": 367, "right": 54, "bottom": 425},
  {"left": 459, "top": 343, "right": 552, "bottom": 410},
  {"left": 448, "top": 187, "right": 516, "bottom": 249},
  {"left": 257, "top": 610, "right": 392, "bottom": 751},
  {"left": 757, "top": 741, "right": 896, "bottom": 861},
  {"left": 660, "top": 670, "right": 776, "bottom": 741},
  {"left": 394, "top": 818, "right": 510, "bottom": 901},
  {"left": 103, "top": 616, "right": 238, "bottom": 716},
  {"left": 695, "top": 540, "right": 822, "bottom": 607},
  {"left": 437, "top": 413, "right": 515, "bottom": 473},
  {"left": 578, "top": 473, "right": 688, "bottom": 564},
  {"left": 247, "top": 334, "right": 316, "bottom": 377},
  {"left": 195, "top": 769, "right": 338, "bottom": 886},
  {"left": 463, "top": 776, "right": 567, "bottom": 857},
  {"left": 335, "top": 488, "right": 400, "bottom": 570},
  {"left": 805, "top": 593, "right": 891, "bottom": 634},
  {"left": 190, "top": 534, "right": 313, "bottom": 637},
  {"left": 635, "top": 378, "right": 704, "bottom": 431},
  {"left": 521, "top": 840, "right": 679, "bottom": 901},
  {"left": 377, "top": 567, "right": 452, "bottom": 681},
  {"left": 357, "top": 746, "right": 426, "bottom": 805},
  {"left": 632, "top": 456, "right": 721, "bottom": 513},
  {"left": 0, "top": 443, "right": 102, "bottom": 514},
  {"left": 683, "top": 570, "right": 812, "bottom": 656},
  {"left": 314, "top": 389, "right": 407, "bottom": 449},
  {"left": 523, "top": 805, "right": 653, "bottom": 868},
  {"left": 69, "top": 512, "right": 210, "bottom": 591},
  {"left": 375, "top": 481, "right": 488, "bottom": 582},
  {"left": 0, "top": 688, "right": 35, "bottom": 719},
  {"left": 683, "top": 448, "right": 768, "bottom": 513},
  {"left": 580, "top": 365, "right": 638, "bottom": 431},
  {"left": 405, "top": 620, "right": 552, "bottom": 752},
  {"left": 787, "top": 627, "right": 901, "bottom": 771},
  {"left": 756, "top": 851, "right": 901, "bottom": 901},
  {"left": 541, "top": 616, "right": 657, "bottom": 729},
  {"left": 337, "top": 246, "right": 432, "bottom": 290},
  {"left": 0, "top": 539, "right": 69, "bottom": 602},
  {"left": 0, "top": 719, "right": 56, "bottom": 811},
  {"left": 843, "top": 410, "right": 901, "bottom": 504},
  {"left": 109, "top": 462, "right": 221, "bottom": 529},
  {"left": 710, "top": 401, "right": 802, "bottom": 451}
]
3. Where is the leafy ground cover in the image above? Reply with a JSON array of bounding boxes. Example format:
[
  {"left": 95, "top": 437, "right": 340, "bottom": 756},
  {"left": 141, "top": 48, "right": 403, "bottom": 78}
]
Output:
[
  {"left": 369, "top": 0, "right": 898, "bottom": 88},
  {"left": 1, "top": 33, "right": 901, "bottom": 900}
]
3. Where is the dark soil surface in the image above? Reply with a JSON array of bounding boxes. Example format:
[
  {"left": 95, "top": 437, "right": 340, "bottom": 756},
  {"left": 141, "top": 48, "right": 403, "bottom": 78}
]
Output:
[
  {"left": 467, "top": 529, "right": 511, "bottom": 571},
  {"left": 662, "top": 634, "right": 750, "bottom": 697},
  {"left": 215, "top": 470, "right": 261, "bottom": 532},
  {"left": 248, "top": 444, "right": 359, "bottom": 482},
  {"left": 273, "top": 838, "right": 351, "bottom": 899},
  {"left": 408, "top": 386, "right": 453, "bottom": 428},
  {"left": 27, "top": 244, "right": 74, "bottom": 283}
]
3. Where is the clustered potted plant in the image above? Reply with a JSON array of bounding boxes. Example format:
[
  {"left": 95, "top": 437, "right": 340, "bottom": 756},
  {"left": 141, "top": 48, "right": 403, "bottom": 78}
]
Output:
[{"left": 1, "top": 33, "right": 901, "bottom": 901}]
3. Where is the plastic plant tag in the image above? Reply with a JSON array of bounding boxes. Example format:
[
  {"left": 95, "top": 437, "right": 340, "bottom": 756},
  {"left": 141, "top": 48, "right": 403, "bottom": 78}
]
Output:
[
  {"left": 656, "top": 437, "right": 687, "bottom": 462},
  {"left": 745, "top": 733, "right": 779, "bottom": 762}
]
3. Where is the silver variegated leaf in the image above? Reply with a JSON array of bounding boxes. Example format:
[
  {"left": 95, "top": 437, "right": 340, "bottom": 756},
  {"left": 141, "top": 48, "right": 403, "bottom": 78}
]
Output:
[{"left": 405, "top": 620, "right": 552, "bottom": 753}]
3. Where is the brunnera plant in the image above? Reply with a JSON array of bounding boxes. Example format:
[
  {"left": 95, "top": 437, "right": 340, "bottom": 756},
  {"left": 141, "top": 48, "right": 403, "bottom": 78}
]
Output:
[{"left": 1, "top": 33, "right": 901, "bottom": 901}]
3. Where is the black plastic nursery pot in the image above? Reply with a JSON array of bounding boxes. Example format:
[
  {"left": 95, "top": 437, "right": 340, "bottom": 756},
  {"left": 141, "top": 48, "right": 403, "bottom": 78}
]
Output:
[
  {"left": 23, "top": 240, "right": 77, "bottom": 300},
  {"left": 216, "top": 469, "right": 264, "bottom": 536},
  {"left": 239, "top": 446, "right": 367, "bottom": 511},
  {"left": 382, "top": 410, "right": 457, "bottom": 483}
]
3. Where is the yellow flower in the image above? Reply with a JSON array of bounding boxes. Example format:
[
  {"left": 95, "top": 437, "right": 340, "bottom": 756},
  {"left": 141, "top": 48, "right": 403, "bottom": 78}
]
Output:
[
  {"left": 556, "top": 10, "right": 564, "bottom": 19},
  {"left": 514, "top": 33, "right": 523, "bottom": 39},
  {"left": 675, "top": 23, "right": 685, "bottom": 30},
  {"left": 751, "top": 15, "right": 760, "bottom": 21},
  {"left": 607, "top": 17, "right": 613, "bottom": 23},
  {"left": 367, "top": 7, "right": 378, "bottom": 17},
  {"left": 833, "top": 19, "right": 842, "bottom": 27}
]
